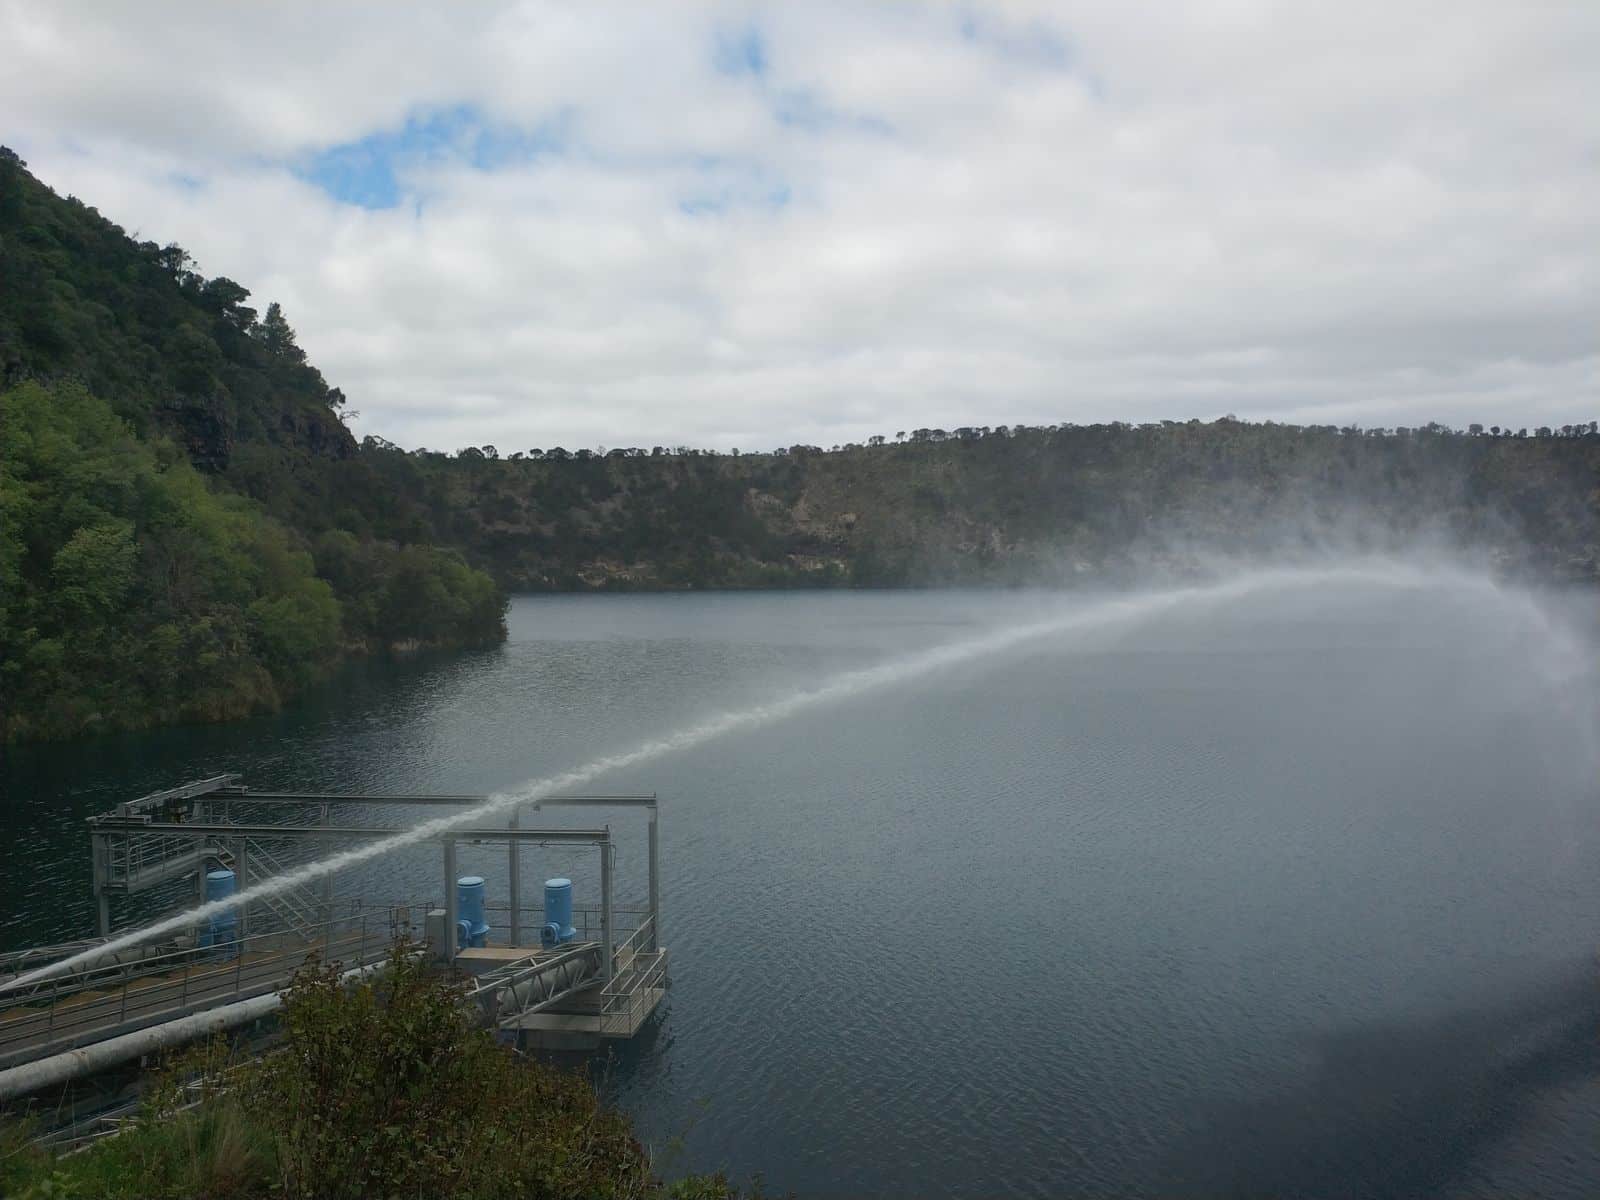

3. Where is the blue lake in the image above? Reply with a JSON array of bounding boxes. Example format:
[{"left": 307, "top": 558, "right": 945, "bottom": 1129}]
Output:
[{"left": 6, "top": 566, "right": 1600, "bottom": 1196}]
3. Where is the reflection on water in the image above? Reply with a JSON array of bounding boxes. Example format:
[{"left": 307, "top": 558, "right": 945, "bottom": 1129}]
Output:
[{"left": 4, "top": 576, "right": 1599, "bottom": 1196}]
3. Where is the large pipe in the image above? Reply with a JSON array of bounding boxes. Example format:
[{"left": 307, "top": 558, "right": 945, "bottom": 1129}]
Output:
[
  {"left": 0, "top": 959, "right": 391, "bottom": 1103},
  {"left": 485, "top": 945, "right": 601, "bottom": 1020}
]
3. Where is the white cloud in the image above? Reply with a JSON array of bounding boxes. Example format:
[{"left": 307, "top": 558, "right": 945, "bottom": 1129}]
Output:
[{"left": 4, "top": 0, "right": 1596, "bottom": 451}]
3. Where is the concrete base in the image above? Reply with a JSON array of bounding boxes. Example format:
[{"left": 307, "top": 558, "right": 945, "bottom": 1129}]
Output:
[
  {"left": 502, "top": 985, "right": 666, "bottom": 1043},
  {"left": 516, "top": 1027, "right": 602, "bottom": 1052}
]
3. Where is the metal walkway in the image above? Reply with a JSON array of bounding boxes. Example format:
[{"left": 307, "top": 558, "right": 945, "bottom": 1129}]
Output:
[
  {"left": 0, "top": 909, "right": 401, "bottom": 1072},
  {"left": 0, "top": 776, "right": 668, "bottom": 1100}
]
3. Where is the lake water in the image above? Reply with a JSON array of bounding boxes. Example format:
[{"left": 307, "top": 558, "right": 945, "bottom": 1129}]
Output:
[{"left": 5, "top": 562, "right": 1600, "bottom": 1197}]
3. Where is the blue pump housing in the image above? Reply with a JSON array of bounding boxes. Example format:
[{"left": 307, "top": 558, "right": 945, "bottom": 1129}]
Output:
[
  {"left": 202, "top": 868, "right": 237, "bottom": 954},
  {"left": 456, "top": 875, "right": 489, "bottom": 948},
  {"left": 540, "top": 877, "right": 577, "bottom": 948}
]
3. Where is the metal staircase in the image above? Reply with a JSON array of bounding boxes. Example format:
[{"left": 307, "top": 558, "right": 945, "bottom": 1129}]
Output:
[{"left": 213, "top": 839, "right": 322, "bottom": 941}]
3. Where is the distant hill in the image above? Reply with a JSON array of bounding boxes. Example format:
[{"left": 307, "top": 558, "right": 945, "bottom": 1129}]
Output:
[
  {"left": 0, "top": 148, "right": 504, "bottom": 742},
  {"left": 342, "top": 419, "right": 1600, "bottom": 591}
]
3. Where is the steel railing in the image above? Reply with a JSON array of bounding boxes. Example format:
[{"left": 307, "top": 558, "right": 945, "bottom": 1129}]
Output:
[
  {"left": 599, "top": 923, "right": 667, "bottom": 1037},
  {"left": 0, "top": 905, "right": 406, "bottom": 1069},
  {"left": 375, "top": 900, "right": 652, "bottom": 948},
  {"left": 104, "top": 832, "right": 209, "bottom": 888},
  {"left": 481, "top": 901, "right": 651, "bottom": 946},
  {"left": 0, "top": 939, "right": 114, "bottom": 980}
]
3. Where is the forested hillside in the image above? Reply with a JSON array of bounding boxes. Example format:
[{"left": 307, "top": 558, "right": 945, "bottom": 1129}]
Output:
[
  {"left": 333, "top": 420, "right": 1600, "bottom": 591},
  {"left": 0, "top": 149, "right": 504, "bottom": 742}
]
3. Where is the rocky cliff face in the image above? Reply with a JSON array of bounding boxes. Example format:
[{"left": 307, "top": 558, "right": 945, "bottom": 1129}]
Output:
[
  {"left": 351, "top": 422, "right": 1600, "bottom": 592},
  {"left": 169, "top": 391, "right": 235, "bottom": 471},
  {"left": 279, "top": 400, "right": 356, "bottom": 461}
]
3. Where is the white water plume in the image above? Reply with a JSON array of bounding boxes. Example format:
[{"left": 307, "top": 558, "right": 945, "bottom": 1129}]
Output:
[{"left": 4, "top": 560, "right": 1577, "bottom": 993}]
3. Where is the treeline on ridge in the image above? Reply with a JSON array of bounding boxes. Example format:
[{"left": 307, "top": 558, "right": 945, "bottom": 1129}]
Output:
[{"left": 324, "top": 417, "right": 1600, "bottom": 592}]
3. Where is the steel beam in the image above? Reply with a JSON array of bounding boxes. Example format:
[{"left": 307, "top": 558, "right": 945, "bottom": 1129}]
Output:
[
  {"left": 600, "top": 831, "right": 614, "bottom": 984},
  {"left": 209, "top": 791, "right": 655, "bottom": 807},
  {"left": 84, "top": 821, "right": 613, "bottom": 844},
  {"left": 647, "top": 808, "right": 660, "bottom": 954},
  {"left": 116, "top": 775, "right": 239, "bottom": 816},
  {"left": 443, "top": 838, "right": 458, "bottom": 964},
  {"left": 534, "top": 794, "right": 658, "bottom": 808},
  {"left": 90, "top": 834, "right": 110, "bottom": 938},
  {"left": 508, "top": 807, "right": 521, "bottom": 947},
  {"left": 233, "top": 837, "right": 247, "bottom": 938}
]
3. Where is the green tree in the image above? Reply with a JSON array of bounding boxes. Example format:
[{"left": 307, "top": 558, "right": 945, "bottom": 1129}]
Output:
[{"left": 258, "top": 300, "right": 305, "bottom": 363}]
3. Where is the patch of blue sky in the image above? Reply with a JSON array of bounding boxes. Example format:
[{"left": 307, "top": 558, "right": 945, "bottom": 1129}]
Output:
[
  {"left": 713, "top": 24, "right": 767, "bottom": 76},
  {"left": 960, "top": 10, "right": 1107, "bottom": 100},
  {"left": 678, "top": 196, "right": 725, "bottom": 216},
  {"left": 677, "top": 186, "right": 790, "bottom": 218},
  {"left": 676, "top": 164, "right": 793, "bottom": 218},
  {"left": 772, "top": 88, "right": 893, "bottom": 137},
  {"left": 296, "top": 104, "right": 571, "bottom": 209},
  {"left": 709, "top": 20, "right": 890, "bottom": 138},
  {"left": 957, "top": 9, "right": 1073, "bottom": 72}
]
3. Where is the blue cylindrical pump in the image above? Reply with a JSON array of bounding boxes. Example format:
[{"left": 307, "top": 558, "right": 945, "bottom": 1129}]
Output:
[
  {"left": 456, "top": 875, "right": 489, "bottom": 948},
  {"left": 540, "top": 877, "right": 577, "bottom": 948},
  {"left": 202, "top": 868, "right": 237, "bottom": 954}
]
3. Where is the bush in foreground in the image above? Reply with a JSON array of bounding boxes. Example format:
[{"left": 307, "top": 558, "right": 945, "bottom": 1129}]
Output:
[{"left": 3, "top": 947, "right": 756, "bottom": 1199}]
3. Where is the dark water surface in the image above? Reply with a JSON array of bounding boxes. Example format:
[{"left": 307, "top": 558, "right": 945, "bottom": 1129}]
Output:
[{"left": 5, "top": 568, "right": 1600, "bottom": 1197}]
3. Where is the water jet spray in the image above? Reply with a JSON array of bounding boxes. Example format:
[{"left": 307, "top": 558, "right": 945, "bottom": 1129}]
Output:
[{"left": 3, "top": 561, "right": 1553, "bottom": 995}]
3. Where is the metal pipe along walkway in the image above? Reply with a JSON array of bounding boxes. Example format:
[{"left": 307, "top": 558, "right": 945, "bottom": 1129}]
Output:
[{"left": 0, "top": 776, "right": 668, "bottom": 1103}]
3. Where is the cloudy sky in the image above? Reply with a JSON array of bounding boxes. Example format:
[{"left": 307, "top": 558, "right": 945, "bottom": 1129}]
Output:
[{"left": 4, "top": 2, "right": 1596, "bottom": 452}]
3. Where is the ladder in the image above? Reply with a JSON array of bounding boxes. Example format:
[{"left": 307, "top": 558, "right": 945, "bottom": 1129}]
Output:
[{"left": 213, "top": 839, "right": 322, "bottom": 941}]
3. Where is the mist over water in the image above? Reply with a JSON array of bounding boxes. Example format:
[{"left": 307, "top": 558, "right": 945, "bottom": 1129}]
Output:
[{"left": 4, "top": 561, "right": 1599, "bottom": 1195}]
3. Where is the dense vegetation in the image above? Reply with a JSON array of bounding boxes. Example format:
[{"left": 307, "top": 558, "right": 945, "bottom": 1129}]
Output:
[
  {"left": 344, "top": 418, "right": 1600, "bottom": 591},
  {"left": 2, "top": 948, "right": 753, "bottom": 1199},
  {"left": 0, "top": 148, "right": 505, "bottom": 742}
]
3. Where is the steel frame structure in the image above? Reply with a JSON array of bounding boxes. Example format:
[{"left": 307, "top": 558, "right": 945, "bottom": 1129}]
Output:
[{"left": 86, "top": 779, "right": 661, "bottom": 972}]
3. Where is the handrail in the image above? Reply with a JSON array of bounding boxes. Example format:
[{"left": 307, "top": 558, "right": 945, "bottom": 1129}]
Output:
[
  {"left": 0, "top": 905, "right": 384, "bottom": 1015},
  {"left": 598, "top": 949, "right": 668, "bottom": 1036},
  {"left": 600, "top": 950, "right": 666, "bottom": 1002},
  {"left": 0, "top": 939, "right": 113, "bottom": 976},
  {"left": 105, "top": 832, "right": 205, "bottom": 882},
  {"left": 605, "top": 914, "right": 655, "bottom": 976},
  {"left": 0, "top": 909, "right": 398, "bottom": 1068}
]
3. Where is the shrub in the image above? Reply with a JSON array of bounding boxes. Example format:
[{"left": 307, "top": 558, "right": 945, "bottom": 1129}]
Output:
[
  {"left": 2, "top": 946, "right": 759, "bottom": 1199},
  {"left": 251, "top": 945, "right": 655, "bottom": 1199}
]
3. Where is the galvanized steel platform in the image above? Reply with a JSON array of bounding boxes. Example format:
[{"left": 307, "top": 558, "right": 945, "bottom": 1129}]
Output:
[{"left": 0, "top": 776, "right": 668, "bottom": 1101}]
